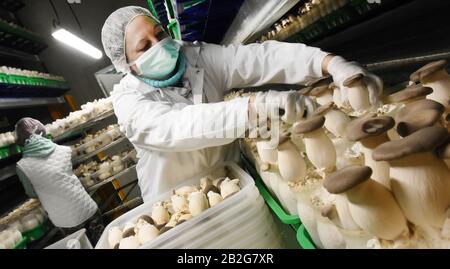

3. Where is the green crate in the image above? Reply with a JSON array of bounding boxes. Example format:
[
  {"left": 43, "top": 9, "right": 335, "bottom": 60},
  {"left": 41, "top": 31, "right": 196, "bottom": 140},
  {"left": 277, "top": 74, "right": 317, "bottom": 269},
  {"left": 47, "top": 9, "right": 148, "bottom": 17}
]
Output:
[
  {"left": 13, "top": 236, "right": 28, "bottom": 249},
  {"left": 23, "top": 220, "right": 50, "bottom": 243},
  {"left": 297, "top": 225, "right": 316, "bottom": 249},
  {"left": 0, "top": 144, "right": 22, "bottom": 160}
]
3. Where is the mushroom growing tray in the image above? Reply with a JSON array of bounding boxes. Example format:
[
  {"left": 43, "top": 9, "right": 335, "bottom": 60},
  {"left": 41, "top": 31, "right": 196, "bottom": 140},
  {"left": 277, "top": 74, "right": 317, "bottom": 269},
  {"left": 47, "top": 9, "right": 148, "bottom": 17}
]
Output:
[{"left": 95, "top": 162, "right": 282, "bottom": 249}]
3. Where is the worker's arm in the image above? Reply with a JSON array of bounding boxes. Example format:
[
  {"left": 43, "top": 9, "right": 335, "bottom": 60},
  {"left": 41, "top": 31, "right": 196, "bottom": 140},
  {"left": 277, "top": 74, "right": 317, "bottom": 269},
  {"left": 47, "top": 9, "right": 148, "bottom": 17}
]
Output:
[
  {"left": 200, "top": 41, "right": 330, "bottom": 90},
  {"left": 113, "top": 89, "right": 250, "bottom": 152},
  {"left": 16, "top": 166, "right": 38, "bottom": 198}
]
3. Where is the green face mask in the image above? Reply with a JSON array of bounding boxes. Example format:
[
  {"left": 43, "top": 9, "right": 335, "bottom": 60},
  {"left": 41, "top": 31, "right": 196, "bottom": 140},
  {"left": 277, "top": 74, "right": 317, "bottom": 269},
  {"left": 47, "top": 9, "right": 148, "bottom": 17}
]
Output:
[{"left": 131, "top": 37, "right": 181, "bottom": 80}]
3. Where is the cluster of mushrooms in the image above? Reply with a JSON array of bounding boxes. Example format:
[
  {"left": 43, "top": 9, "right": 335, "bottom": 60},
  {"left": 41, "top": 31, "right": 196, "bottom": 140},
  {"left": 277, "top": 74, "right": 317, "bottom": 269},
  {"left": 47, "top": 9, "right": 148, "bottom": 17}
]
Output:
[
  {"left": 242, "top": 60, "right": 450, "bottom": 249},
  {"left": 71, "top": 124, "right": 122, "bottom": 156},
  {"left": 107, "top": 175, "right": 241, "bottom": 249},
  {"left": 258, "top": 0, "right": 349, "bottom": 42}
]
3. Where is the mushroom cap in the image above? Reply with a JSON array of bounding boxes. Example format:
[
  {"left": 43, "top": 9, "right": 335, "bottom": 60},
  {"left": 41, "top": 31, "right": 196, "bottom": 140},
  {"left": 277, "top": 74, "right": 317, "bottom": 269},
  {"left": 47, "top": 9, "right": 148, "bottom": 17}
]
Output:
[
  {"left": 396, "top": 99, "right": 445, "bottom": 137},
  {"left": 346, "top": 114, "right": 395, "bottom": 142},
  {"left": 122, "top": 228, "right": 135, "bottom": 238},
  {"left": 387, "top": 85, "right": 433, "bottom": 103},
  {"left": 313, "top": 102, "right": 335, "bottom": 117},
  {"left": 269, "top": 132, "right": 291, "bottom": 148},
  {"left": 373, "top": 126, "right": 449, "bottom": 162},
  {"left": 329, "top": 82, "right": 339, "bottom": 90},
  {"left": 324, "top": 166, "right": 373, "bottom": 194},
  {"left": 137, "top": 215, "right": 155, "bottom": 225},
  {"left": 310, "top": 85, "right": 332, "bottom": 97},
  {"left": 305, "top": 76, "right": 331, "bottom": 87},
  {"left": 410, "top": 60, "right": 448, "bottom": 83},
  {"left": 343, "top": 73, "right": 365, "bottom": 87},
  {"left": 292, "top": 116, "right": 325, "bottom": 134}
]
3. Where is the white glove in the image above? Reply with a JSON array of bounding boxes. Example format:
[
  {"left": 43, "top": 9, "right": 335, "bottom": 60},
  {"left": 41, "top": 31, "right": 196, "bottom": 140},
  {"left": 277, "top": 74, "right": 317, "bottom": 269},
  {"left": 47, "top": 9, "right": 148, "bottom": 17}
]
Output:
[
  {"left": 327, "top": 56, "right": 383, "bottom": 105},
  {"left": 251, "top": 90, "right": 315, "bottom": 124}
]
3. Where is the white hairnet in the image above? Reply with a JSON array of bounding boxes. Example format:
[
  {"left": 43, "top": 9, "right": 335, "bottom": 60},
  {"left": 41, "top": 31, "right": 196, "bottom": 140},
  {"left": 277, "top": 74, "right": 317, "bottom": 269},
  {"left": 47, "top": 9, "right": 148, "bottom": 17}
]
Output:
[
  {"left": 101, "top": 6, "right": 160, "bottom": 73},
  {"left": 15, "top": 117, "right": 46, "bottom": 146}
]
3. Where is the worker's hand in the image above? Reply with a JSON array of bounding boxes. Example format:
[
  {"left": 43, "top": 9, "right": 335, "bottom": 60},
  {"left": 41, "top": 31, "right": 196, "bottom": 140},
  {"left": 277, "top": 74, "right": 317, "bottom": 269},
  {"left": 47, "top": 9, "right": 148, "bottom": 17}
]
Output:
[
  {"left": 327, "top": 56, "right": 383, "bottom": 105},
  {"left": 250, "top": 90, "right": 314, "bottom": 124}
]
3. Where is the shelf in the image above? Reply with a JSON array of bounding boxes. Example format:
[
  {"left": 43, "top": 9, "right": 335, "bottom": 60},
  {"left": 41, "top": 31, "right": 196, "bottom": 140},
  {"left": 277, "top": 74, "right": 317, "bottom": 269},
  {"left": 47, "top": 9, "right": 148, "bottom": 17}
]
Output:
[
  {"left": 0, "top": 96, "right": 65, "bottom": 109},
  {"left": 102, "top": 196, "right": 143, "bottom": 218},
  {"left": 0, "top": 82, "right": 70, "bottom": 99},
  {"left": 0, "top": 44, "right": 40, "bottom": 62},
  {"left": 87, "top": 164, "right": 137, "bottom": 193},
  {"left": 52, "top": 110, "right": 115, "bottom": 143},
  {"left": 274, "top": 0, "right": 411, "bottom": 45},
  {"left": 0, "top": 143, "right": 21, "bottom": 161},
  {"left": 0, "top": 0, "right": 25, "bottom": 12},
  {"left": 72, "top": 136, "right": 128, "bottom": 165},
  {"left": 0, "top": 18, "right": 47, "bottom": 54},
  {"left": 222, "top": 0, "right": 301, "bottom": 45}
]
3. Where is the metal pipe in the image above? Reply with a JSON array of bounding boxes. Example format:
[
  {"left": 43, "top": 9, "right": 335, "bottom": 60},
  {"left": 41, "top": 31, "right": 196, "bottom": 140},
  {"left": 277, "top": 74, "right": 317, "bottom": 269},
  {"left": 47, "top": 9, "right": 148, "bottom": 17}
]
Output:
[{"left": 365, "top": 51, "right": 450, "bottom": 71}]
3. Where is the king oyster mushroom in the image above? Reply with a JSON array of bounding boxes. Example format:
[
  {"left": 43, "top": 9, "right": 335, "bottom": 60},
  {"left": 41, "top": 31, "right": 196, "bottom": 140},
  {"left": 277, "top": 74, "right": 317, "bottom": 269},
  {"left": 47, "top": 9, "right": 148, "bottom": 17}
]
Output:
[
  {"left": 269, "top": 133, "right": 306, "bottom": 182},
  {"left": 136, "top": 223, "right": 159, "bottom": 245},
  {"left": 170, "top": 194, "right": 189, "bottom": 213},
  {"left": 343, "top": 74, "right": 371, "bottom": 111},
  {"left": 188, "top": 191, "right": 209, "bottom": 216},
  {"left": 395, "top": 99, "right": 444, "bottom": 137},
  {"left": 346, "top": 114, "right": 395, "bottom": 189},
  {"left": 293, "top": 116, "right": 336, "bottom": 174},
  {"left": 324, "top": 166, "right": 408, "bottom": 240},
  {"left": 219, "top": 178, "right": 241, "bottom": 199},
  {"left": 410, "top": 60, "right": 450, "bottom": 111},
  {"left": 373, "top": 126, "right": 450, "bottom": 228},
  {"left": 310, "top": 85, "right": 334, "bottom": 106},
  {"left": 329, "top": 82, "right": 345, "bottom": 108},
  {"left": 316, "top": 205, "right": 346, "bottom": 249},
  {"left": 313, "top": 102, "right": 351, "bottom": 138},
  {"left": 174, "top": 185, "right": 199, "bottom": 196},
  {"left": 387, "top": 85, "right": 433, "bottom": 105},
  {"left": 207, "top": 191, "right": 223, "bottom": 207},
  {"left": 256, "top": 139, "right": 278, "bottom": 165},
  {"left": 118, "top": 236, "right": 140, "bottom": 249},
  {"left": 151, "top": 202, "right": 170, "bottom": 226},
  {"left": 108, "top": 226, "right": 123, "bottom": 248}
]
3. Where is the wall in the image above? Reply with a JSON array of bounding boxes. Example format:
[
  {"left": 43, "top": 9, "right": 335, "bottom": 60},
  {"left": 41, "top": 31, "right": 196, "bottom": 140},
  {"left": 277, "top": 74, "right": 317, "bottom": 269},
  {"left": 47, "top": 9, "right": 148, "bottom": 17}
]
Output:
[{"left": 17, "top": 0, "right": 148, "bottom": 106}]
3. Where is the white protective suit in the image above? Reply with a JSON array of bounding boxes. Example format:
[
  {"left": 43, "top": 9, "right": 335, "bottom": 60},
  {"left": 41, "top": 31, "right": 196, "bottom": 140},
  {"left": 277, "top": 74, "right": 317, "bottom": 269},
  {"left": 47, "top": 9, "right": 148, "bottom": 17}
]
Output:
[
  {"left": 112, "top": 40, "right": 328, "bottom": 203},
  {"left": 17, "top": 145, "right": 98, "bottom": 228}
]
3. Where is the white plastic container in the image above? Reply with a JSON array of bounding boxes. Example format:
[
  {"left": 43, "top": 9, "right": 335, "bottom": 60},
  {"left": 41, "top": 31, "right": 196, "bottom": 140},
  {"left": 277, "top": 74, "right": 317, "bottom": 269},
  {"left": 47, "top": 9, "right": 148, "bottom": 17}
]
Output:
[
  {"left": 96, "top": 162, "right": 283, "bottom": 249},
  {"left": 45, "top": 229, "right": 92, "bottom": 249}
]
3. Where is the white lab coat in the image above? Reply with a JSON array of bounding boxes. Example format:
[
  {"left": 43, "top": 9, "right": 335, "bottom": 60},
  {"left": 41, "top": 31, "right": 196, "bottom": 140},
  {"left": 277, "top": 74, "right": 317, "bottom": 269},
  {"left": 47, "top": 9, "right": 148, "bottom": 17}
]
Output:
[{"left": 111, "top": 40, "right": 328, "bottom": 203}]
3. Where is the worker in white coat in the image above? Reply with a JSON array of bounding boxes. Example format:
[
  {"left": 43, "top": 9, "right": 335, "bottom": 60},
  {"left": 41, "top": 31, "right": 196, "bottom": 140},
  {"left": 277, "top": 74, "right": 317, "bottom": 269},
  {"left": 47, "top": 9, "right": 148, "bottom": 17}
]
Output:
[
  {"left": 101, "top": 6, "right": 383, "bottom": 203},
  {"left": 15, "top": 118, "right": 103, "bottom": 242}
]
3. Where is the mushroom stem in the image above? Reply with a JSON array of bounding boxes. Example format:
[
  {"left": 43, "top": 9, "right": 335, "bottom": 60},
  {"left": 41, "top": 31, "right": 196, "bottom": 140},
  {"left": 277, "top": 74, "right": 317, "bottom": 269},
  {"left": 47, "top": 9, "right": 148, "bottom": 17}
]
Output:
[
  {"left": 316, "top": 92, "right": 334, "bottom": 106},
  {"left": 347, "top": 80, "right": 371, "bottom": 111},
  {"left": 388, "top": 152, "right": 450, "bottom": 228},
  {"left": 323, "top": 109, "right": 351, "bottom": 138},
  {"left": 277, "top": 141, "right": 307, "bottom": 182},
  {"left": 360, "top": 134, "right": 392, "bottom": 190},
  {"left": 333, "top": 195, "right": 361, "bottom": 231},
  {"left": 333, "top": 88, "right": 344, "bottom": 108},
  {"left": 304, "top": 129, "right": 336, "bottom": 173},
  {"left": 422, "top": 70, "right": 450, "bottom": 111},
  {"left": 256, "top": 140, "right": 278, "bottom": 165},
  {"left": 344, "top": 179, "right": 408, "bottom": 240}
]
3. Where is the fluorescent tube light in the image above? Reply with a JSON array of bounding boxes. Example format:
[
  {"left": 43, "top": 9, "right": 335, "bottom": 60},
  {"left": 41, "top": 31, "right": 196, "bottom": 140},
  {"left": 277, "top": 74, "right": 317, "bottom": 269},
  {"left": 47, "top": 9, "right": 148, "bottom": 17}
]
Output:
[{"left": 52, "top": 28, "right": 103, "bottom": 59}]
